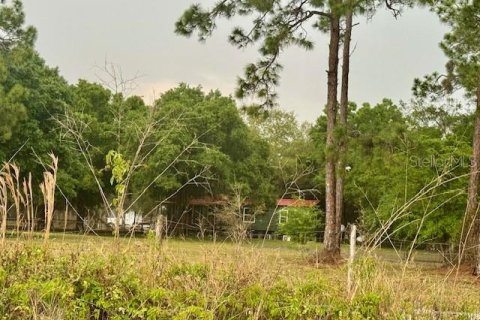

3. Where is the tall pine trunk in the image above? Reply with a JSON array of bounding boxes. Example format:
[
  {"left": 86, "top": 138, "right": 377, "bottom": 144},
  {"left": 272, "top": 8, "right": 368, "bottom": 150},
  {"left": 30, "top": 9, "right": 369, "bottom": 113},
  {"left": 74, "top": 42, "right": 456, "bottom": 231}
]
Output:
[
  {"left": 471, "top": 86, "right": 480, "bottom": 275},
  {"left": 335, "top": 10, "right": 353, "bottom": 248},
  {"left": 323, "top": 12, "right": 341, "bottom": 259}
]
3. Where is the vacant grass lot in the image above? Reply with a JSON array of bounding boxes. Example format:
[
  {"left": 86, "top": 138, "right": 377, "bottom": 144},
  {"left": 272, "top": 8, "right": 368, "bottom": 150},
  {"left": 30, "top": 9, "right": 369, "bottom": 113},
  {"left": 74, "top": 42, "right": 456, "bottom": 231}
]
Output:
[{"left": 0, "top": 234, "right": 479, "bottom": 319}]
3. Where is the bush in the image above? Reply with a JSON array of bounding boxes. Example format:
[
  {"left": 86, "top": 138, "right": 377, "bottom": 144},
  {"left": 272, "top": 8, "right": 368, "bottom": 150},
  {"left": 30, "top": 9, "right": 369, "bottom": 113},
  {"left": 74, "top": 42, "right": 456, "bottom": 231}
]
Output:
[{"left": 277, "top": 207, "right": 322, "bottom": 243}]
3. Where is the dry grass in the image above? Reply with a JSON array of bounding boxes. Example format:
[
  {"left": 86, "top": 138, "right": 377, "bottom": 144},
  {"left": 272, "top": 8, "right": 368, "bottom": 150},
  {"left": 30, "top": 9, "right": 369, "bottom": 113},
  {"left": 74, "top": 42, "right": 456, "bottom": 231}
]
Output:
[
  {"left": 0, "top": 231, "right": 477, "bottom": 319},
  {"left": 0, "top": 173, "right": 7, "bottom": 245},
  {"left": 11, "top": 234, "right": 479, "bottom": 315},
  {"left": 22, "top": 172, "right": 34, "bottom": 239},
  {"left": 39, "top": 154, "right": 58, "bottom": 244},
  {"left": 4, "top": 164, "right": 22, "bottom": 238}
]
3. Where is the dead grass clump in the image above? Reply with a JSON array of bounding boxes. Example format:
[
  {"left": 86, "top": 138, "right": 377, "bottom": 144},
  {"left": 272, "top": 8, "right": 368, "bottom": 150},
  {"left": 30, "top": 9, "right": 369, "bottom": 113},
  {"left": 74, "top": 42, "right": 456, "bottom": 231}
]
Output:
[
  {"left": 40, "top": 154, "right": 58, "bottom": 244},
  {"left": 0, "top": 173, "right": 7, "bottom": 245},
  {"left": 3, "top": 164, "right": 23, "bottom": 238},
  {"left": 22, "top": 173, "right": 34, "bottom": 239}
]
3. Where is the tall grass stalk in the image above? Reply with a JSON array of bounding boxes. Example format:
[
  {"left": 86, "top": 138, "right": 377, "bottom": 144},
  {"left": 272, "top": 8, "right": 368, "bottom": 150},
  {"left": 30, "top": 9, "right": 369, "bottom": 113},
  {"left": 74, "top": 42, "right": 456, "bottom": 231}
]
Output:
[
  {"left": 40, "top": 154, "right": 58, "bottom": 244},
  {"left": 22, "top": 173, "right": 34, "bottom": 240},
  {"left": 0, "top": 174, "right": 7, "bottom": 246},
  {"left": 4, "top": 164, "right": 23, "bottom": 239}
]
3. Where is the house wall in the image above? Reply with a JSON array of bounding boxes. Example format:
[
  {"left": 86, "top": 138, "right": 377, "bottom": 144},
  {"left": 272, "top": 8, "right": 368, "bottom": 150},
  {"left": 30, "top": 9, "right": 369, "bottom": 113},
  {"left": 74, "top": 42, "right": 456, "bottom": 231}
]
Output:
[{"left": 250, "top": 208, "right": 281, "bottom": 235}]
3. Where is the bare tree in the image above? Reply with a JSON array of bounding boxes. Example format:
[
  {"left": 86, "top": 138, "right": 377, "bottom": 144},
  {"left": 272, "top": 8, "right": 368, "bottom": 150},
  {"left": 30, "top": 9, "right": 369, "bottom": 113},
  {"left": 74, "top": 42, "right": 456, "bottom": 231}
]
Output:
[
  {"left": 57, "top": 63, "right": 216, "bottom": 241},
  {"left": 215, "top": 183, "right": 253, "bottom": 244},
  {"left": 262, "top": 163, "right": 319, "bottom": 246}
]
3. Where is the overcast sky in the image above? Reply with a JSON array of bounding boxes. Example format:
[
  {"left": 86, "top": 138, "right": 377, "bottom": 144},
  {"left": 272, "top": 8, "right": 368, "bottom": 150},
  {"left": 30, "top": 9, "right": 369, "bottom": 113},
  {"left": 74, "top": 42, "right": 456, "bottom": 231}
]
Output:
[{"left": 21, "top": 1, "right": 448, "bottom": 122}]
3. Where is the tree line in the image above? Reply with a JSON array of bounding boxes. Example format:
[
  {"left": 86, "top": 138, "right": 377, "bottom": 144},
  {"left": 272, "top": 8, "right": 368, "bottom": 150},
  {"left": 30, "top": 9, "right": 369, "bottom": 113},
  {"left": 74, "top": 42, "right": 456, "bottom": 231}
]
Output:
[
  {"left": 1, "top": 0, "right": 480, "bottom": 271},
  {"left": 176, "top": 0, "right": 480, "bottom": 271}
]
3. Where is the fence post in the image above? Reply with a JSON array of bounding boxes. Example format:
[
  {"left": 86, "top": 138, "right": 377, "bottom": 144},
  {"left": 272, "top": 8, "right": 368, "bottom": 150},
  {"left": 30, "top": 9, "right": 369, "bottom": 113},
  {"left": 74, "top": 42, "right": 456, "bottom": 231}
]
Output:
[
  {"left": 155, "top": 215, "right": 166, "bottom": 245},
  {"left": 347, "top": 224, "right": 357, "bottom": 297}
]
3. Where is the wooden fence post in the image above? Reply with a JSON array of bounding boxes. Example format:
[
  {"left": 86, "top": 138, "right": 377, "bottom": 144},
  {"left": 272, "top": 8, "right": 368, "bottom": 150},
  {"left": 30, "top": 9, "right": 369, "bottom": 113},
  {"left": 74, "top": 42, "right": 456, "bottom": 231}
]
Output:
[
  {"left": 155, "top": 215, "right": 166, "bottom": 245},
  {"left": 347, "top": 224, "right": 357, "bottom": 297}
]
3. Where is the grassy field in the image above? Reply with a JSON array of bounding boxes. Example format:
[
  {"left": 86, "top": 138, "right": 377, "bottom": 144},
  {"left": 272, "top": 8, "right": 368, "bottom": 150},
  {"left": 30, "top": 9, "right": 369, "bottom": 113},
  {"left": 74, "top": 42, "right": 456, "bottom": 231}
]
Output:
[{"left": 0, "top": 234, "right": 479, "bottom": 319}]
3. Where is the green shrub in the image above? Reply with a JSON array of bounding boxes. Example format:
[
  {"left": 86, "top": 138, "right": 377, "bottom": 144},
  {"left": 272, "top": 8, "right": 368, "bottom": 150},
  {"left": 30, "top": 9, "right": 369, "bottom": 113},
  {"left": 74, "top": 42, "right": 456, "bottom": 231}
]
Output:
[
  {"left": 351, "top": 293, "right": 382, "bottom": 319},
  {"left": 174, "top": 306, "right": 214, "bottom": 320},
  {"left": 277, "top": 207, "right": 322, "bottom": 243}
]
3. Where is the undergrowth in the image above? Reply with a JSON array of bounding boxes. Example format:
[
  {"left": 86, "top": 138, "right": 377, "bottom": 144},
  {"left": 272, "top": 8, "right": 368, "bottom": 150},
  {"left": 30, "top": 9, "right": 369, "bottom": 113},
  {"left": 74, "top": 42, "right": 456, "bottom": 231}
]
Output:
[{"left": 0, "top": 239, "right": 478, "bottom": 319}]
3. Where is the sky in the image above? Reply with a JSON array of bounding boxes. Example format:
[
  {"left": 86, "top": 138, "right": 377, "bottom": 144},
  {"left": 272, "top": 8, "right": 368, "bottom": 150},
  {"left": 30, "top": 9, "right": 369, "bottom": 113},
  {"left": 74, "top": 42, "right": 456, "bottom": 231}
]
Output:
[{"left": 21, "top": 1, "right": 448, "bottom": 122}]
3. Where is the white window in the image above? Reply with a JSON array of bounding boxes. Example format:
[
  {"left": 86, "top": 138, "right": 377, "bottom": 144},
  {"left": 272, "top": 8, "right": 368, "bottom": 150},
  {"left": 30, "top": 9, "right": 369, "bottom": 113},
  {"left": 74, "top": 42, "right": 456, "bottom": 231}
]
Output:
[
  {"left": 242, "top": 207, "right": 255, "bottom": 223},
  {"left": 278, "top": 209, "right": 288, "bottom": 224}
]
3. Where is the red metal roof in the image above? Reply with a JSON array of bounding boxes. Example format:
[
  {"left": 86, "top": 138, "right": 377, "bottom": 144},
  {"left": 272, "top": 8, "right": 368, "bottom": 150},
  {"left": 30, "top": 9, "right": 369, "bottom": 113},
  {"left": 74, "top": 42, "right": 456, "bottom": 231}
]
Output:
[{"left": 276, "top": 199, "right": 319, "bottom": 207}]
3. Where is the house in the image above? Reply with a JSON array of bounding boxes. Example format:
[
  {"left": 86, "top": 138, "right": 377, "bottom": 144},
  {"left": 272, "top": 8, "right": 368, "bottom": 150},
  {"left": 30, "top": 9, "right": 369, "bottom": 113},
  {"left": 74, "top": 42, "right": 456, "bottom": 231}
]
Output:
[
  {"left": 250, "top": 198, "right": 320, "bottom": 239},
  {"left": 165, "top": 196, "right": 321, "bottom": 239},
  {"left": 164, "top": 196, "right": 228, "bottom": 236},
  {"left": 164, "top": 195, "right": 257, "bottom": 237}
]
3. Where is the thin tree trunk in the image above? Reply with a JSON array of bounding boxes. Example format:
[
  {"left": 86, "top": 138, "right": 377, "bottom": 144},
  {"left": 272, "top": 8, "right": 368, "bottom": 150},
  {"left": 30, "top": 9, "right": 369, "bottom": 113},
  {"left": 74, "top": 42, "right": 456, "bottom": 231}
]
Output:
[
  {"left": 115, "top": 203, "right": 122, "bottom": 240},
  {"left": 335, "top": 10, "right": 353, "bottom": 250},
  {"left": 323, "top": 11, "right": 341, "bottom": 259}
]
